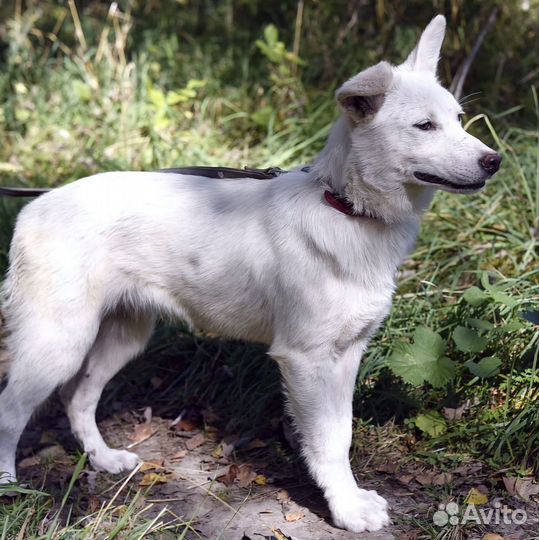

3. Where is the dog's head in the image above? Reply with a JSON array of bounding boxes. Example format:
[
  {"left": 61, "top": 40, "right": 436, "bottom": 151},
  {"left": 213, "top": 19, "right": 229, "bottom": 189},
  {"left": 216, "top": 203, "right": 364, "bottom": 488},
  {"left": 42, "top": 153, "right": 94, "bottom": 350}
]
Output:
[{"left": 335, "top": 15, "right": 501, "bottom": 200}]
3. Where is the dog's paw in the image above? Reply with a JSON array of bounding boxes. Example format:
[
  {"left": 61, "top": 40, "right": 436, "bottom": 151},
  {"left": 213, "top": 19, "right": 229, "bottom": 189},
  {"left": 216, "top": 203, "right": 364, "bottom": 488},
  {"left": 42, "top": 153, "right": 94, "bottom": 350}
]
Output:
[
  {"left": 330, "top": 489, "right": 390, "bottom": 533},
  {"left": 90, "top": 449, "right": 141, "bottom": 474}
]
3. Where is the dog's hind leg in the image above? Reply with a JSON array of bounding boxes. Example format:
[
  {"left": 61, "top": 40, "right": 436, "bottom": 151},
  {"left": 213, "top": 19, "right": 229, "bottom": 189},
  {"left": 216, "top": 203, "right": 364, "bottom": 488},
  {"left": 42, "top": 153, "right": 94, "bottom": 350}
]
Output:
[
  {"left": 0, "top": 313, "right": 101, "bottom": 483},
  {"left": 272, "top": 342, "right": 390, "bottom": 533},
  {"left": 59, "top": 312, "right": 155, "bottom": 474}
]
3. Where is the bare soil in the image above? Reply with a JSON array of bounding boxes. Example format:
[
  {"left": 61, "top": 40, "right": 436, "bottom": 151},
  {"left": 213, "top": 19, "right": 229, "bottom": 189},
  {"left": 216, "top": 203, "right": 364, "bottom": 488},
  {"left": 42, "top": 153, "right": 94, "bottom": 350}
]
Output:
[{"left": 2, "top": 344, "right": 538, "bottom": 540}]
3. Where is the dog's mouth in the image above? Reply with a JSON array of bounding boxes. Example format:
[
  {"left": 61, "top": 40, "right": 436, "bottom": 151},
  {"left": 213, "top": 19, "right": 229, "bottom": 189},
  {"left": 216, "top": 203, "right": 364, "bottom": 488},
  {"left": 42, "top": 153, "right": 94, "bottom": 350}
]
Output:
[{"left": 413, "top": 172, "right": 485, "bottom": 191}]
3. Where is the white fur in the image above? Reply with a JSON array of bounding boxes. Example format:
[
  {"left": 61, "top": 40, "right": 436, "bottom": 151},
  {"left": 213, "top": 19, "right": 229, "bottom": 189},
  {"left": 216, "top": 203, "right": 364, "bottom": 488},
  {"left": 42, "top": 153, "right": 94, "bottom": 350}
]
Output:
[{"left": 0, "top": 16, "right": 499, "bottom": 533}]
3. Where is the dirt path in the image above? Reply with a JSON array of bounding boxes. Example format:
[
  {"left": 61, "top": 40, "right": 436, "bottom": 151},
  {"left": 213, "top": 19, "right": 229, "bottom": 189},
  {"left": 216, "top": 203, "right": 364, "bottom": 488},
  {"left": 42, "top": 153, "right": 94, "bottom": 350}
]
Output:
[
  {"left": 99, "top": 416, "right": 396, "bottom": 540},
  {"left": 3, "top": 344, "right": 538, "bottom": 540}
]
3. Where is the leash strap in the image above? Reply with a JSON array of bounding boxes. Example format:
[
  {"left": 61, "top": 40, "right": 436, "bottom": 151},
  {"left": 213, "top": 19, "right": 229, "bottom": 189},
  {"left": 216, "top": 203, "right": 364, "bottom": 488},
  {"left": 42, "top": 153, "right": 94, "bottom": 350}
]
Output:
[
  {"left": 158, "top": 166, "right": 286, "bottom": 180},
  {"left": 0, "top": 186, "right": 51, "bottom": 198},
  {"left": 0, "top": 166, "right": 287, "bottom": 198},
  {"left": 0, "top": 166, "right": 377, "bottom": 221}
]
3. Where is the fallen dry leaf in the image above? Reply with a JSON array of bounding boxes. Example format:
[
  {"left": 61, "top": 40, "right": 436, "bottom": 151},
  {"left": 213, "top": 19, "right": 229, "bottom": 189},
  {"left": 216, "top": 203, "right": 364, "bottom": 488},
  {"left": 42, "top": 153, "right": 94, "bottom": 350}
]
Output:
[
  {"left": 376, "top": 462, "right": 398, "bottom": 474},
  {"left": 272, "top": 529, "right": 292, "bottom": 540},
  {"left": 482, "top": 534, "right": 504, "bottom": 540},
  {"left": 397, "top": 473, "right": 414, "bottom": 485},
  {"left": 217, "top": 464, "right": 239, "bottom": 486},
  {"left": 236, "top": 464, "right": 257, "bottom": 488},
  {"left": 18, "top": 456, "right": 40, "bottom": 469},
  {"left": 170, "top": 450, "right": 187, "bottom": 461},
  {"left": 128, "top": 407, "right": 156, "bottom": 447},
  {"left": 140, "top": 461, "right": 166, "bottom": 473},
  {"left": 465, "top": 487, "right": 489, "bottom": 505},
  {"left": 212, "top": 443, "right": 223, "bottom": 459},
  {"left": 254, "top": 474, "right": 267, "bottom": 486},
  {"left": 503, "top": 476, "right": 539, "bottom": 501},
  {"left": 139, "top": 473, "right": 169, "bottom": 487},
  {"left": 216, "top": 464, "right": 258, "bottom": 488},
  {"left": 276, "top": 489, "right": 291, "bottom": 503},
  {"left": 127, "top": 422, "right": 156, "bottom": 447},
  {"left": 284, "top": 510, "right": 305, "bottom": 522},
  {"left": 432, "top": 472, "right": 453, "bottom": 485},
  {"left": 416, "top": 473, "right": 434, "bottom": 486},
  {"left": 443, "top": 404, "right": 465, "bottom": 421},
  {"left": 185, "top": 433, "right": 205, "bottom": 451},
  {"left": 19, "top": 444, "right": 68, "bottom": 468}
]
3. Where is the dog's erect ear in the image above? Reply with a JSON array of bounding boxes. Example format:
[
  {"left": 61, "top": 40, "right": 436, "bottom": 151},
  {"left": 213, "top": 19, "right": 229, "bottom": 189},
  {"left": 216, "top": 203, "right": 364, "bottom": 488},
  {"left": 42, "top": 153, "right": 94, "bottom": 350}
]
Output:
[
  {"left": 402, "top": 15, "right": 446, "bottom": 74},
  {"left": 336, "top": 61, "right": 393, "bottom": 123}
]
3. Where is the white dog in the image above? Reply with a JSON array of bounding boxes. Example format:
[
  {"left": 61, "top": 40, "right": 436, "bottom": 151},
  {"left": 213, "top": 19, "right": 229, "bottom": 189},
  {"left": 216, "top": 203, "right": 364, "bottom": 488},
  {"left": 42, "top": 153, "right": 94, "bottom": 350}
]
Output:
[{"left": 0, "top": 15, "right": 500, "bottom": 532}]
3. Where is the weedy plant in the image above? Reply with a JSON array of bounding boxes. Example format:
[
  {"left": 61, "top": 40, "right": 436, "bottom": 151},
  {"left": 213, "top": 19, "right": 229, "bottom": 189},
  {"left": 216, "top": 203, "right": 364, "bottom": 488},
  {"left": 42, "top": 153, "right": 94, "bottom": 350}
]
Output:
[{"left": 362, "top": 110, "right": 539, "bottom": 472}]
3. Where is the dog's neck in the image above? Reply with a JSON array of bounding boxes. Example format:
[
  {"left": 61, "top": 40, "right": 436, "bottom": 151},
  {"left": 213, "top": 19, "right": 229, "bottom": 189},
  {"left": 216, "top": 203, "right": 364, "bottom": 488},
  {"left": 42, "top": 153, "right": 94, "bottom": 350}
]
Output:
[{"left": 311, "top": 116, "right": 435, "bottom": 224}]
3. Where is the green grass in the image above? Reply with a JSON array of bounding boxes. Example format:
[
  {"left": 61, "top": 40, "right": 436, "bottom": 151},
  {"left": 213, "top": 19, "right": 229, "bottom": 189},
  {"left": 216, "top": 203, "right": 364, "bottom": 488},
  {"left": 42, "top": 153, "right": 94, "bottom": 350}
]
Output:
[
  {"left": 0, "top": 459, "right": 194, "bottom": 539},
  {"left": 0, "top": 2, "right": 538, "bottom": 538}
]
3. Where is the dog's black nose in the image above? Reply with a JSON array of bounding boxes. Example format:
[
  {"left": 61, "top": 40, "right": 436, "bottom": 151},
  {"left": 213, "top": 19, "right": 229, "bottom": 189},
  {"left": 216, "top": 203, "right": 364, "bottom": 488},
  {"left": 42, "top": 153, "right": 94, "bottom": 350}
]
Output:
[{"left": 479, "top": 153, "right": 502, "bottom": 175}]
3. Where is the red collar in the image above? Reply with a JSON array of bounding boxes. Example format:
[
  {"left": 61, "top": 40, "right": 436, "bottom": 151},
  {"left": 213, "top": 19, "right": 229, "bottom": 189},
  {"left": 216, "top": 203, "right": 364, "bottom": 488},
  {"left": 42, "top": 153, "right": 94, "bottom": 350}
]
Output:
[{"left": 324, "top": 190, "right": 379, "bottom": 220}]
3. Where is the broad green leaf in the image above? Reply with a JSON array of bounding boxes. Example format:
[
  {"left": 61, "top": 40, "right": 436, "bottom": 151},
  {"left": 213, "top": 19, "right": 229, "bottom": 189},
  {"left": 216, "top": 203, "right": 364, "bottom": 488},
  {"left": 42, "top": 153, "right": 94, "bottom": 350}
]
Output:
[
  {"left": 148, "top": 85, "right": 166, "bottom": 108},
  {"left": 495, "top": 320, "right": 526, "bottom": 333},
  {"left": 413, "top": 326, "right": 445, "bottom": 358},
  {"left": 166, "top": 90, "right": 188, "bottom": 104},
  {"left": 284, "top": 50, "right": 306, "bottom": 66},
  {"left": 415, "top": 411, "right": 447, "bottom": 437},
  {"left": 463, "top": 286, "right": 489, "bottom": 306},
  {"left": 465, "top": 357, "right": 502, "bottom": 378},
  {"left": 255, "top": 40, "right": 281, "bottom": 63},
  {"left": 489, "top": 290, "right": 518, "bottom": 308},
  {"left": 251, "top": 106, "right": 274, "bottom": 128},
  {"left": 387, "top": 327, "right": 454, "bottom": 387},
  {"left": 387, "top": 342, "right": 426, "bottom": 386},
  {"left": 429, "top": 356, "right": 457, "bottom": 388},
  {"left": 453, "top": 326, "right": 487, "bottom": 353},
  {"left": 154, "top": 111, "right": 170, "bottom": 129},
  {"left": 264, "top": 24, "right": 279, "bottom": 46},
  {"left": 186, "top": 79, "right": 206, "bottom": 90},
  {"left": 466, "top": 318, "right": 494, "bottom": 330}
]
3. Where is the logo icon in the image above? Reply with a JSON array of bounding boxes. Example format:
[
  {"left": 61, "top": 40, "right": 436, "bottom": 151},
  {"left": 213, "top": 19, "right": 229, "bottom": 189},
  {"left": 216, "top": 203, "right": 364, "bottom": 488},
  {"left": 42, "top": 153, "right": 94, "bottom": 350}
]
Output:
[
  {"left": 433, "top": 502, "right": 459, "bottom": 526},
  {"left": 432, "top": 501, "right": 527, "bottom": 527}
]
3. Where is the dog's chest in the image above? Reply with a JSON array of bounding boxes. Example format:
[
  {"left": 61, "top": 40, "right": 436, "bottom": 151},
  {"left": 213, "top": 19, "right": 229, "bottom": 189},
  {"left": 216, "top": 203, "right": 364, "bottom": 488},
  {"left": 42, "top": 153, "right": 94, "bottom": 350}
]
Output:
[{"left": 332, "top": 284, "right": 394, "bottom": 351}]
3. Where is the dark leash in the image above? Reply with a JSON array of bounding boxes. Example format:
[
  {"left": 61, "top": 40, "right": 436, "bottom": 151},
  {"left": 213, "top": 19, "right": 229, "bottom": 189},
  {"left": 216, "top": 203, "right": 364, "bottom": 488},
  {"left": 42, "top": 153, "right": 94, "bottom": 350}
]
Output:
[
  {"left": 0, "top": 186, "right": 51, "bottom": 198},
  {"left": 0, "top": 166, "right": 288, "bottom": 198},
  {"left": 0, "top": 164, "right": 374, "bottom": 219}
]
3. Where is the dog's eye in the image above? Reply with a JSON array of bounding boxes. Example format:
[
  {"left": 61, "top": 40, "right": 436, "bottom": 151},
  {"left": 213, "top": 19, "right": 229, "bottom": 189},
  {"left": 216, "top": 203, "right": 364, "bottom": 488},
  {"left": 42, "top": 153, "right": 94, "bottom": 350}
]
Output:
[{"left": 415, "top": 121, "right": 434, "bottom": 131}]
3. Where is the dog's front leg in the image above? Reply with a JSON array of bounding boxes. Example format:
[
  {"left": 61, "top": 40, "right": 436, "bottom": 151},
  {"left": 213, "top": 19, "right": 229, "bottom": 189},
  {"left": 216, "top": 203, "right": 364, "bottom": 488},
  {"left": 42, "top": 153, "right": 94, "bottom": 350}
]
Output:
[{"left": 272, "top": 342, "right": 390, "bottom": 533}]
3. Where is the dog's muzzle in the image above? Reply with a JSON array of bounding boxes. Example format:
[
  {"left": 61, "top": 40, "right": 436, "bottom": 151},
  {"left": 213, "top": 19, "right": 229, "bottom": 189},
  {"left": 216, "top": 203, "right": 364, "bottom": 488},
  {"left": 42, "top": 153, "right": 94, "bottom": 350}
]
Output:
[{"left": 413, "top": 172, "right": 486, "bottom": 190}]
